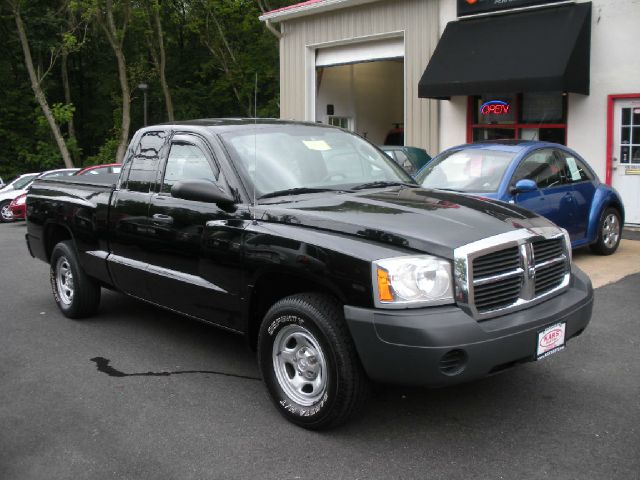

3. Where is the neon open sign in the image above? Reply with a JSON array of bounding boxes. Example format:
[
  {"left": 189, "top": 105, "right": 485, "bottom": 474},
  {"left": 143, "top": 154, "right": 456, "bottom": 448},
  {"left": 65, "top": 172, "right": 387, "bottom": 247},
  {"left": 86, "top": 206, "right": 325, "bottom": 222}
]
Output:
[{"left": 480, "top": 100, "right": 511, "bottom": 115}]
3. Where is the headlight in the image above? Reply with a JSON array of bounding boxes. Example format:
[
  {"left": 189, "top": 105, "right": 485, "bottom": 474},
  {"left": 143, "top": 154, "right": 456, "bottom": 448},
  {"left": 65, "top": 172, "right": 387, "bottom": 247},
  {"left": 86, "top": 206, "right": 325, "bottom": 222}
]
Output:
[{"left": 373, "top": 255, "right": 454, "bottom": 308}]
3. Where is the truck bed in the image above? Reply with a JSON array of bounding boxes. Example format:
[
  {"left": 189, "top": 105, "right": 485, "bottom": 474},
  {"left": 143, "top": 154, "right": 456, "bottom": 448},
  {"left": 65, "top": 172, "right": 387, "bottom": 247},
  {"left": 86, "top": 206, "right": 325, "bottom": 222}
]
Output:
[{"left": 26, "top": 175, "right": 117, "bottom": 286}]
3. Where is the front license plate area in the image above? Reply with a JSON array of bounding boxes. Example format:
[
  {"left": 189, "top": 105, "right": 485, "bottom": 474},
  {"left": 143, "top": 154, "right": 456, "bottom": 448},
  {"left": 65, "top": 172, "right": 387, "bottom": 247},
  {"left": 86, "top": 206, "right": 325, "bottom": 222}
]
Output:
[{"left": 536, "top": 322, "right": 566, "bottom": 360}]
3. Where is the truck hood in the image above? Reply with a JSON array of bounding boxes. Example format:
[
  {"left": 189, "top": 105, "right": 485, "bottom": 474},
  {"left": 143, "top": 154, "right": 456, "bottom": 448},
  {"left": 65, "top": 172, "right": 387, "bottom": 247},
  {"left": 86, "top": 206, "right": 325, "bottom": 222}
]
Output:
[{"left": 256, "top": 187, "right": 555, "bottom": 259}]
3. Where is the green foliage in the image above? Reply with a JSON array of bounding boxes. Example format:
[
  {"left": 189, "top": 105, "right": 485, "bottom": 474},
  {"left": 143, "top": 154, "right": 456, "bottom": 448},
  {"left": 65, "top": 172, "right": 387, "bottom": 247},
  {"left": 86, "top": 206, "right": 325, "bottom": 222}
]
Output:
[
  {"left": 1, "top": 0, "right": 300, "bottom": 178},
  {"left": 19, "top": 109, "right": 66, "bottom": 171},
  {"left": 35, "top": 103, "right": 76, "bottom": 128},
  {"left": 85, "top": 137, "right": 119, "bottom": 166},
  {"left": 62, "top": 32, "right": 79, "bottom": 52}
]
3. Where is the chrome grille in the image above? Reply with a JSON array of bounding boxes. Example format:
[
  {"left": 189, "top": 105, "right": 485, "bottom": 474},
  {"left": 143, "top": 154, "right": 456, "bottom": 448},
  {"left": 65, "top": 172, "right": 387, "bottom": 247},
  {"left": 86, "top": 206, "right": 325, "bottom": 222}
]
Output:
[
  {"left": 454, "top": 228, "right": 571, "bottom": 320},
  {"left": 535, "top": 261, "right": 567, "bottom": 295},
  {"left": 474, "top": 275, "right": 523, "bottom": 311},
  {"left": 533, "top": 238, "right": 568, "bottom": 295},
  {"left": 533, "top": 238, "right": 564, "bottom": 263},
  {"left": 472, "top": 246, "right": 521, "bottom": 277}
]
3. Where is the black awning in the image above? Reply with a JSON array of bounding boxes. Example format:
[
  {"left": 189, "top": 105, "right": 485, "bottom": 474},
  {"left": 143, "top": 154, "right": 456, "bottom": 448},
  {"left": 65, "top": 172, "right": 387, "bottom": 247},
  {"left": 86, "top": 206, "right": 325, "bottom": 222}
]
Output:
[{"left": 419, "top": 3, "right": 592, "bottom": 99}]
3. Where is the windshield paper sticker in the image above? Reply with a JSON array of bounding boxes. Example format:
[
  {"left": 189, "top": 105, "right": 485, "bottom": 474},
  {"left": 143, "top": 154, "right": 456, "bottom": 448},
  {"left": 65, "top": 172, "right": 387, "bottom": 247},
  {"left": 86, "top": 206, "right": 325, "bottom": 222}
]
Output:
[
  {"left": 302, "top": 140, "right": 331, "bottom": 151},
  {"left": 565, "top": 157, "right": 582, "bottom": 181}
]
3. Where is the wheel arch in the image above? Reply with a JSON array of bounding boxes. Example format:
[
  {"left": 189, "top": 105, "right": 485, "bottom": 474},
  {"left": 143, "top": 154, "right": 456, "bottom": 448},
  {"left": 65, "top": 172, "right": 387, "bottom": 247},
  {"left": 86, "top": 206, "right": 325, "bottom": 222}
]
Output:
[
  {"left": 246, "top": 269, "right": 347, "bottom": 351},
  {"left": 43, "top": 222, "right": 75, "bottom": 262},
  {"left": 587, "top": 187, "right": 625, "bottom": 243}
]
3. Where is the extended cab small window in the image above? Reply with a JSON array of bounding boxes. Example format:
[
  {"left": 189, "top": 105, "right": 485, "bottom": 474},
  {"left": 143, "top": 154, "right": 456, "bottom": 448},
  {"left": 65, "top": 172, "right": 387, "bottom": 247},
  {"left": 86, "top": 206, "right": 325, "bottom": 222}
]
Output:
[
  {"left": 121, "top": 131, "right": 167, "bottom": 192},
  {"left": 161, "top": 142, "right": 219, "bottom": 193}
]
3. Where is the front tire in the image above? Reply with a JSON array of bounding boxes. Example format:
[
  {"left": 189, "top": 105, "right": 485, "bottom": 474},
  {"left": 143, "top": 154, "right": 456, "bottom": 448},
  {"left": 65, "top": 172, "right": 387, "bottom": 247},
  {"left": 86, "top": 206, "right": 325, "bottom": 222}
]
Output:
[
  {"left": 0, "top": 200, "right": 14, "bottom": 223},
  {"left": 257, "top": 293, "right": 369, "bottom": 430},
  {"left": 50, "top": 241, "right": 101, "bottom": 318},
  {"left": 590, "top": 207, "right": 622, "bottom": 255}
]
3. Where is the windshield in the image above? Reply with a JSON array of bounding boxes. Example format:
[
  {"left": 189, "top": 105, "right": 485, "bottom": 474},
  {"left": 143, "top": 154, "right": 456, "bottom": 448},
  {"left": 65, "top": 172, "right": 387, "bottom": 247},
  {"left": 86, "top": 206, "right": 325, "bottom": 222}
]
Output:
[
  {"left": 416, "top": 148, "right": 515, "bottom": 193},
  {"left": 12, "top": 174, "right": 39, "bottom": 190},
  {"left": 220, "top": 125, "right": 414, "bottom": 198}
]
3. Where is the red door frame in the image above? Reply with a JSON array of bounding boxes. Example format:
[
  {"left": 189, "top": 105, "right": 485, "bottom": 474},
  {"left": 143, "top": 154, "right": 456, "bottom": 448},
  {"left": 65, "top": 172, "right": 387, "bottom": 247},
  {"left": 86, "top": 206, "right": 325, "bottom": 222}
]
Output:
[{"left": 606, "top": 93, "right": 640, "bottom": 185}]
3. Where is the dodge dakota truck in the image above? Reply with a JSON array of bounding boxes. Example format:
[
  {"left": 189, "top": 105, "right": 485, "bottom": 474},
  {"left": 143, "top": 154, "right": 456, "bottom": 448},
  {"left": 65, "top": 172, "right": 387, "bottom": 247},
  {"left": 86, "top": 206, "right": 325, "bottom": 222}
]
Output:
[{"left": 26, "top": 120, "right": 594, "bottom": 429}]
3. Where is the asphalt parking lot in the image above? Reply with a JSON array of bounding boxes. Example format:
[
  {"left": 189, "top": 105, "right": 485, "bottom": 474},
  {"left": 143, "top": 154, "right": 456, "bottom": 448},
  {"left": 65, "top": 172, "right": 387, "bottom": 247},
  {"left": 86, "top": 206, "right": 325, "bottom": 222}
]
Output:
[{"left": 1, "top": 222, "right": 639, "bottom": 480}]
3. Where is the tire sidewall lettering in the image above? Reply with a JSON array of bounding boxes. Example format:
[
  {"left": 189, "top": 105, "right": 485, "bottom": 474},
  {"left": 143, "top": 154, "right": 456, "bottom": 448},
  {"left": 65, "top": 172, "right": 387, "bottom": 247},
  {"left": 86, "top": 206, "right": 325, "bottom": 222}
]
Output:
[
  {"left": 279, "top": 391, "right": 329, "bottom": 417},
  {"left": 49, "top": 267, "right": 61, "bottom": 304},
  {"left": 267, "top": 314, "right": 304, "bottom": 336}
]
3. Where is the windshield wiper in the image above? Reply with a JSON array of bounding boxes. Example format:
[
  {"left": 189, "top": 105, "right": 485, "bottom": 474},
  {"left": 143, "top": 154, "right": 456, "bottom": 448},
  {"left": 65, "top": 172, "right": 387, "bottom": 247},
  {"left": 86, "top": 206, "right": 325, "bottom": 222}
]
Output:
[
  {"left": 258, "top": 187, "right": 344, "bottom": 200},
  {"left": 352, "top": 181, "right": 419, "bottom": 191}
]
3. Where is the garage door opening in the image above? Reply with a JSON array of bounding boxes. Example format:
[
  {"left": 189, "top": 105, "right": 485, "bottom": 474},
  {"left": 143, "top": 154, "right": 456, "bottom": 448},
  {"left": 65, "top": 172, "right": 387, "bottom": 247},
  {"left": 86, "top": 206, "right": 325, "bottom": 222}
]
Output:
[{"left": 314, "top": 38, "right": 405, "bottom": 146}]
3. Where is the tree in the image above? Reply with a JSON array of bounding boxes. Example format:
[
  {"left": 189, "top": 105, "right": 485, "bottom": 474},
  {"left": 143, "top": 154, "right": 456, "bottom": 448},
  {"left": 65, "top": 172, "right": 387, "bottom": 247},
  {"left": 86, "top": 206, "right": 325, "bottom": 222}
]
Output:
[
  {"left": 60, "top": 9, "right": 87, "bottom": 161},
  {"left": 144, "top": 0, "right": 174, "bottom": 121},
  {"left": 75, "top": 0, "right": 132, "bottom": 163},
  {"left": 0, "top": 0, "right": 299, "bottom": 180},
  {"left": 7, "top": 0, "right": 74, "bottom": 168},
  {"left": 189, "top": 0, "right": 286, "bottom": 117}
]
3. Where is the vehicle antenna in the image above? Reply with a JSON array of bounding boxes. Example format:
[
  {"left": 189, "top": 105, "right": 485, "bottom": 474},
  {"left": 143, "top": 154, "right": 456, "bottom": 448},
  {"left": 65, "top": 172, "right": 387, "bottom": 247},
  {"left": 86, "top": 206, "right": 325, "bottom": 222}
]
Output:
[{"left": 252, "top": 72, "right": 258, "bottom": 224}]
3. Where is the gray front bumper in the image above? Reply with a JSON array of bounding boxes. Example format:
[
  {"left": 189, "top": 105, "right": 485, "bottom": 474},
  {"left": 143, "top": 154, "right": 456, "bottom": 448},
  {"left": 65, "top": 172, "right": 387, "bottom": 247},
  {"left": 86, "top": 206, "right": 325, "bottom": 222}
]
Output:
[{"left": 344, "top": 266, "right": 593, "bottom": 387}]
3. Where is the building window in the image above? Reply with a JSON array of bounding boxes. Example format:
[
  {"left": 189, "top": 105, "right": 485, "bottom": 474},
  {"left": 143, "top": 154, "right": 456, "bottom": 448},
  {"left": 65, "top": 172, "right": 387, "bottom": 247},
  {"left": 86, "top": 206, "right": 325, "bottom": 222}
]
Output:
[
  {"left": 468, "top": 93, "right": 567, "bottom": 144},
  {"left": 620, "top": 106, "right": 640, "bottom": 163},
  {"left": 328, "top": 116, "right": 352, "bottom": 130}
]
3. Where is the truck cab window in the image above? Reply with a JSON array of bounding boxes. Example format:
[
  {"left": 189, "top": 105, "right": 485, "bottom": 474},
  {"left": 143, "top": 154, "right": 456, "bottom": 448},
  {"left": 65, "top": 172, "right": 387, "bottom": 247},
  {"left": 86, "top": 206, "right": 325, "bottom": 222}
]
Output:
[
  {"left": 161, "top": 143, "right": 219, "bottom": 193},
  {"left": 121, "top": 131, "right": 167, "bottom": 192}
]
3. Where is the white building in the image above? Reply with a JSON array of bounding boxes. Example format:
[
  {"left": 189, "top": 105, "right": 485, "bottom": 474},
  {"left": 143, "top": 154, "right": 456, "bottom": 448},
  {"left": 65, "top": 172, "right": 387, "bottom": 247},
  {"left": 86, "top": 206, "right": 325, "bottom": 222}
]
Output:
[{"left": 260, "top": 0, "right": 640, "bottom": 224}]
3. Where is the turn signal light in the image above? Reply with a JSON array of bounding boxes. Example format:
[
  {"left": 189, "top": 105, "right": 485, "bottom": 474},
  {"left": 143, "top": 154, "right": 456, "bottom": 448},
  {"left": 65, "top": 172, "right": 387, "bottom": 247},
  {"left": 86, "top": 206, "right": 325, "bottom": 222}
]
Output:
[{"left": 376, "top": 268, "right": 394, "bottom": 302}]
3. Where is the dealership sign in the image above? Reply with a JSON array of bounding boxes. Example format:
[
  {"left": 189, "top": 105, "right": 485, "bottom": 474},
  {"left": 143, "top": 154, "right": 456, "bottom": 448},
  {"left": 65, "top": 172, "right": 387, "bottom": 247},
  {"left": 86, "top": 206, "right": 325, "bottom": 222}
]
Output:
[
  {"left": 480, "top": 100, "right": 511, "bottom": 115},
  {"left": 457, "top": 0, "right": 562, "bottom": 17}
]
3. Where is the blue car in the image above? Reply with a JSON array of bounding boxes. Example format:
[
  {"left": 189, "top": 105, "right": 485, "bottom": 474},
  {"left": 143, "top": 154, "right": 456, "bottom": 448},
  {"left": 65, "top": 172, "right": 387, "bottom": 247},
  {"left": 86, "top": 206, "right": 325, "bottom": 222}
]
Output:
[{"left": 416, "top": 140, "right": 625, "bottom": 254}]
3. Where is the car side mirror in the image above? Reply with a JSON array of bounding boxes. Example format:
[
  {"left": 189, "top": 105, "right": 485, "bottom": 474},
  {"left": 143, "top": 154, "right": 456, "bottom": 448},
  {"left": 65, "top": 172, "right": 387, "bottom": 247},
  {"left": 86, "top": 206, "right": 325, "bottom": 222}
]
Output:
[
  {"left": 510, "top": 179, "right": 538, "bottom": 195},
  {"left": 171, "top": 179, "right": 235, "bottom": 207}
]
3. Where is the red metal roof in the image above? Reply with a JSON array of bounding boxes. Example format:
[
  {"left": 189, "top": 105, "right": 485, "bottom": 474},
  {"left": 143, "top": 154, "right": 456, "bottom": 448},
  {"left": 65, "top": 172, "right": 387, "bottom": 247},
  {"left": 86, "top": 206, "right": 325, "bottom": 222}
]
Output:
[{"left": 264, "top": 0, "right": 326, "bottom": 16}]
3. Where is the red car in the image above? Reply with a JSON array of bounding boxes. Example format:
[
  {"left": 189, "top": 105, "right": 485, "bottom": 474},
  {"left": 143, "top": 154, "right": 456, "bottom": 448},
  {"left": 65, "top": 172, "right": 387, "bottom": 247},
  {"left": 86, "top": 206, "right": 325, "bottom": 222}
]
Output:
[
  {"left": 9, "top": 192, "right": 27, "bottom": 220},
  {"left": 75, "top": 163, "right": 122, "bottom": 176}
]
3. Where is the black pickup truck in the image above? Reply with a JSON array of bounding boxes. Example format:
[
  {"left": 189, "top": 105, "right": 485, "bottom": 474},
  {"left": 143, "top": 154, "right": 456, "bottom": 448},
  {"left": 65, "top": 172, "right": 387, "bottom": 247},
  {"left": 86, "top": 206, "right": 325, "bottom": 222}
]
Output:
[{"left": 26, "top": 120, "right": 593, "bottom": 429}]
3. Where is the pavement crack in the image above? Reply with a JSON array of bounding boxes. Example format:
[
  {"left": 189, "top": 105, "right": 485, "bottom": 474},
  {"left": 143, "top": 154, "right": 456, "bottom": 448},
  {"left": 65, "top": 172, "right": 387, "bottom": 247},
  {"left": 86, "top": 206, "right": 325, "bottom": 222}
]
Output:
[{"left": 90, "top": 357, "right": 260, "bottom": 381}]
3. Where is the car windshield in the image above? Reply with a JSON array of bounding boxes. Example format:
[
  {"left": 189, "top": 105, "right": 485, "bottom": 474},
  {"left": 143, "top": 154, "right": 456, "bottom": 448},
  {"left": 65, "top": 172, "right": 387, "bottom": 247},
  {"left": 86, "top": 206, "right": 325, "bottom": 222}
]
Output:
[
  {"left": 416, "top": 148, "right": 515, "bottom": 193},
  {"left": 12, "top": 174, "right": 39, "bottom": 190},
  {"left": 220, "top": 125, "right": 414, "bottom": 198}
]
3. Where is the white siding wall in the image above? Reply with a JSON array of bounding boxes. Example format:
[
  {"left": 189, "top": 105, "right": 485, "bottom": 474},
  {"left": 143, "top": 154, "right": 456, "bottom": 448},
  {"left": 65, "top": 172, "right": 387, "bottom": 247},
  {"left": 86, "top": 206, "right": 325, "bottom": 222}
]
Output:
[
  {"left": 278, "top": 0, "right": 440, "bottom": 153},
  {"left": 437, "top": 0, "right": 467, "bottom": 151},
  {"left": 567, "top": 0, "right": 640, "bottom": 180}
]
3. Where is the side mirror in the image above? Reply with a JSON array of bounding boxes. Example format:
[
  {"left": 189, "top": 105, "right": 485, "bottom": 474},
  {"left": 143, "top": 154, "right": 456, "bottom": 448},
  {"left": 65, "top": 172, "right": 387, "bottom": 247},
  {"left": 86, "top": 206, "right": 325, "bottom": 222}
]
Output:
[
  {"left": 510, "top": 179, "right": 538, "bottom": 195},
  {"left": 171, "top": 179, "right": 235, "bottom": 207}
]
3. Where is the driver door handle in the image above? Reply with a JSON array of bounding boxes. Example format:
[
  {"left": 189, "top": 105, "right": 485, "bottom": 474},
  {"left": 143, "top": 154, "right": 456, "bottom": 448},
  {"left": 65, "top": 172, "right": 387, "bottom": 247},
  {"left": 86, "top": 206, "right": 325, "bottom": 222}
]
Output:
[{"left": 152, "top": 213, "right": 174, "bottom": 225}]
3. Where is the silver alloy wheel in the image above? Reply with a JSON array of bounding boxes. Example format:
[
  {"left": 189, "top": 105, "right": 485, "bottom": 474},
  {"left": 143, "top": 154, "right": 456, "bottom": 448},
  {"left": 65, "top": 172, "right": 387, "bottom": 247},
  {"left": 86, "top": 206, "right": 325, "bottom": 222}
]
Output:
[
  {"left": 0, "top": 203, "right": 12, "bottom": 221},
  {"left": 272, "top": 323, "right": 328, "bottom": 406},
  {"left": 602, "top": 212, "right": 620, "bottom": 249},
  {"left": 55, "top": 256, "right": 75, "bottom": 306}
]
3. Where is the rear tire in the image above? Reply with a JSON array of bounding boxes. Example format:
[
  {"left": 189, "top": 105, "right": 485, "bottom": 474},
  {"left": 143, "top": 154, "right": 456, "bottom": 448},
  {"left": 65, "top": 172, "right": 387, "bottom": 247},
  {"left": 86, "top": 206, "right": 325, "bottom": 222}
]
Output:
[
  {"left": 0, "top": 200, "right": 14, "bottom": 223},
  {"left": 590, "top": 207, "right": 622, "bottom": 255},
  {"left": 257, "top": 293, "right": 369, "bottom": 430},
  {"left": 50, "top": 241, "right": 101, "bottom": 318}
]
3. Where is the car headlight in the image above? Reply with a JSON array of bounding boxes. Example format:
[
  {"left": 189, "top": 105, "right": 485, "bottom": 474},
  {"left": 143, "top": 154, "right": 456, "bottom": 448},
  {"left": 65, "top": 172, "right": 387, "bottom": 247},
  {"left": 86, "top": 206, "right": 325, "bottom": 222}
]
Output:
[{"left": 373, "top": 255, "right": 454, "bottom": 308}]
